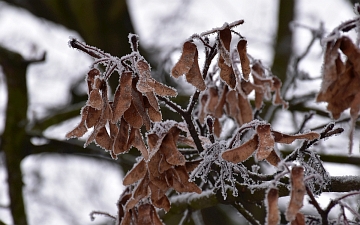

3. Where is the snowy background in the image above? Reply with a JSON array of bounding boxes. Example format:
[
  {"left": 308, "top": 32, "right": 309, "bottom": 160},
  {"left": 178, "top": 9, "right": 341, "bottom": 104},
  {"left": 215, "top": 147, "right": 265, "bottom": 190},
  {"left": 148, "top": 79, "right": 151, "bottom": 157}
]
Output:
[{"left": 0, "top": 0, "right": 359, "bottom": 224}]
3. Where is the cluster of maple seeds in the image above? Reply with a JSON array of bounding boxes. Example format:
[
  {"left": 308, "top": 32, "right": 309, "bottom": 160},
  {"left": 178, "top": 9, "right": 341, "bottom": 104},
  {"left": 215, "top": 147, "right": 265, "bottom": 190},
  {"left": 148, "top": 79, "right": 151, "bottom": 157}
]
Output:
[
  {"left": 316, "top": 18, "right": 360, "bottom": 153},
  {"left": 176, "top": 25, "right": 289, "bottom": 137},
  {"left": 65, "top": 20, "right": 331, "bottom": 224},
  {"left": 66, "top": 59, "right": 177, "bottom": 159},
  {"left": 122, "top": 123, "right": 201, "bottom": 212}
]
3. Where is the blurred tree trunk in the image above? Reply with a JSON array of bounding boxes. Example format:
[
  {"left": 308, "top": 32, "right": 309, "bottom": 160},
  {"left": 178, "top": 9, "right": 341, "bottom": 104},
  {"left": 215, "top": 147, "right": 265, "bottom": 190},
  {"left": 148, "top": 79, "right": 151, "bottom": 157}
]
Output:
[
  {"left": 0, "top": 47, "right": 43, "bottom": 225},
  {"left": 263, "top": 0, "right": 295, "bottom": 122},
  {"left": 2, "top": 0, "right": 135, "bottom": 90},
  {"left": 272, "top": 0, "right": 295, "bottom": 82}
]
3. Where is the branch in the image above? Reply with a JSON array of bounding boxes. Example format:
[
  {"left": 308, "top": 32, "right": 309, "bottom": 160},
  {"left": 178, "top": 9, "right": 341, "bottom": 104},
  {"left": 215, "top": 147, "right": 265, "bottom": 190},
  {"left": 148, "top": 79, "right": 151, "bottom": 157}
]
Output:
[
  {"left": 0, "top": 45, "right": 44, "bottom": 225},
  {"left": 282, "top": 150, "right": 360, "bottom": 167},
  {"left": 189, "top": 20, "right": 244, "bottom": 40},
  {"left": 169, "top": 176, "right": 360, "bottom": 217}
]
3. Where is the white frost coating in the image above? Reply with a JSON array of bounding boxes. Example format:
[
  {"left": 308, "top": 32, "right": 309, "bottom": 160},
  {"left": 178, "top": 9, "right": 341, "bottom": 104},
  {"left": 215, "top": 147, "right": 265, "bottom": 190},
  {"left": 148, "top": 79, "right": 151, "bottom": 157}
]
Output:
[
  {"left": 321, "top": 17, "right": 360, "bottom": 45},
  {"left": 296, "top": 149, "right": 330, "bottom": 195},
  {"left": 146, "top": 120, "right": 190, "bottom": 160},
  {"left": 190, "top": 140, "right": 254, "bottom": 200},
  {"left": 128, "top": 33, "right": 140, "bottom": 52},
  {"left": 170, "top": 189, "right": 214, "bottom": 206},
  {"left": 188, "top": 20, "right": 244, "bottom": 41}
]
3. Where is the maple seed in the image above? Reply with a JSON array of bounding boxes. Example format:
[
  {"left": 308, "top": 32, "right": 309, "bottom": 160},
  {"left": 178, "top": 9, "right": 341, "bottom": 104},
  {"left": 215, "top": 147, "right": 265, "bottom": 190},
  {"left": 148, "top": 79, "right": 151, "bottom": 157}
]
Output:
[
  {"left": 266, "top": 188, "right": 279, "bottom": 225},
  {"left": 272, "top": 131, "right": 320, "bottom": 144},
  {"left": 88, "top": 90, "right": 103, "bottom": 109},
  {"left": 65, "top": 106, "right": 89, "bottom": 139},
  {"left": 123, "top": 159, "right": 147, "bottom": 186},
  {"left": 112, "top": 72, "right": 132, "bottom": 123},
  {"left": 221, "top": 135, "right": 258, "bottom": 163},
  {"left": 237, "top": 39, "right": 251, "bottom": 80},
  {"left": 286, "top": 166, "right": 305, "bottom": 222},
  {"left": 291, "top": 213, "right": 305, "bottom": 225},
  {"left": 218, "top": 26, "right": 236, "bottom": 89},
  {"left": 137, "top": 60, "right": 177, "bottom": 97},
  {"left": 256, "top": 124, "right": 275, "bottom": 161},
  {"left": 112, "top": 118, "right": 130, "bottom": 154},
  {"left": 171, "top": 41, "right": 206, "bottom": 91}
]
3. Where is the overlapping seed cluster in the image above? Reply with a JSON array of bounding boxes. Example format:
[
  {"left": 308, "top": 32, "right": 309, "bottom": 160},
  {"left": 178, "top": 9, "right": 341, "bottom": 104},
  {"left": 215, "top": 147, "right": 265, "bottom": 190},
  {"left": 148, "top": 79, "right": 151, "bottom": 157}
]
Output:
[
  {"left": 183, "top": 25, "right": 289, "bottom": 137},
  {"left": 66, "top": 58, "right": 177, "bottom": 159},
  {"left": 121, "top": 122, "right": 201, "bottom": 214},
  {"left": 316, "top": 20, "right": 360, "bottom": 153}
]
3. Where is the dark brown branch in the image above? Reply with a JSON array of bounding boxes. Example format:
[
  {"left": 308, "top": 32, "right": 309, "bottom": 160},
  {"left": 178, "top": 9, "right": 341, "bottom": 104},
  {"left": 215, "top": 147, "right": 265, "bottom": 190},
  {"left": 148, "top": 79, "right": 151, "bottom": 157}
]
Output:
[
  {"left": 69, "top": 38, "right": 107, "bottom": 59},
  {"left": 306, "top": 186, "right": 327, "bottom": 224},
  {"left": 158, "top": 96, "right": 205, "bottom": 153}
]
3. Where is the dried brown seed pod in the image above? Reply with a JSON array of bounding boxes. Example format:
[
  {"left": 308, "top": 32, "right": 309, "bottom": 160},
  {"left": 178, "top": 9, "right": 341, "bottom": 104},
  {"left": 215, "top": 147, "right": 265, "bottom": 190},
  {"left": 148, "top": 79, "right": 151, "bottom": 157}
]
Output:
[
  {"left": 266, "top": 188, "right": 279, "bottom": 225},
  {"left": 65, "top": 106, "right": 89, "bottom": 139},
  {"left": 123, "top": 159, "right": 147, "bottom": 186},
  {"left": 237, "top": 91, "right": 253, "bottom": 124},
  {"left": 95, "top": 126, "right": 112, "bottom": 150},
  {"left": 237, "top": 39, "right": 251, "bottom": 80},
  {"left": 112, "top": 72, "right": 133, "bottom": 123},
  {"left": 265, "top": 150, "right": 281, "bottom": 167},
  {"left": 88, "top": 89, "right": 103, "bottom": 110},
  {"left": 126, "top": 174, "right": 150, "bottom": 210},
  {"left": 214, "top": 85, "right": 228, "bottom": 118},
  {"left": 127, "top": 128, "right": 149, "bottom": 160},
  {"left": 86, "top": 106, "right": 101, "bottom": 128},
  {"left": 286, "top": 166, "right": 305, "bottom": 222},
  {"left": 171, "top": 41, "right": 206, "bottom": 91},
  {"left": 256, "top": 124, "right": 275, "bottom": 161},
  {"left": 221, "top": 135, "right": 258, "bottom": 163},
  {"left": 272, "top": 131, "right": 320, "bottom": 144},
  {"left": 218, "top": 26, "right": 236, "bottom": 88},
  {"left": 149, "top": 183, "right": 170, "bottom": 212},
  {"left": 112, "top": 118, "right": 130, "bottom": 154},
  {"left": 290, "top": 213, "right": 305, "bottom": 225},
  {"left": 123, "top": 102, "right": 143, "bottom": 129},
  {"left": 131, "top": 78, "right": 151, "bottom": 130},
  {"left": 226, "top": 90, "right": 242, "bottom": 125},
  {"left": 205, "top": 86, "right": 219, "bottom": 115}
]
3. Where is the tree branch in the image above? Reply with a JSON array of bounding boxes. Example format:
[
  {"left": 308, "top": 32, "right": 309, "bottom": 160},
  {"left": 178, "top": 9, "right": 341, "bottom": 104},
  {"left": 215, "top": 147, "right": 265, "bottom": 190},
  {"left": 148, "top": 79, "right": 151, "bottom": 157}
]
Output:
[{"left": 168, "top": 176, "right": 360, "bottom": 220}]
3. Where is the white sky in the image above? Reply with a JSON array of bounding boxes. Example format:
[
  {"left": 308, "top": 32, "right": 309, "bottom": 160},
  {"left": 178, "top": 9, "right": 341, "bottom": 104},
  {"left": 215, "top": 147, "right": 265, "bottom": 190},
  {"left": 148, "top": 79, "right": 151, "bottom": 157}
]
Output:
[{"left": 0, "top": 0, "right": 359, "bottom": 224}]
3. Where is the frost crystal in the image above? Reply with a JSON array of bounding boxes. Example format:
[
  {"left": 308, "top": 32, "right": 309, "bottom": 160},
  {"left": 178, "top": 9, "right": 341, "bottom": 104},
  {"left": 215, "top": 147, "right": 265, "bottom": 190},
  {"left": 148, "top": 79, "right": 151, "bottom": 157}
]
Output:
[
  {"left": 190, "top": 140, "right": 251, "bottom": 200},
  {"left": 297, "top": 149, "right": 330, "bottom": 195}
]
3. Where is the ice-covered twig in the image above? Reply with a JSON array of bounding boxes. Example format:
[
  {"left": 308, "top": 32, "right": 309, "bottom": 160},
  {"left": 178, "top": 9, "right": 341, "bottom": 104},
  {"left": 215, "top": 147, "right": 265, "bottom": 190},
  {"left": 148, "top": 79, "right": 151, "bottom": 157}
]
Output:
[
  {"left": 89, "top": 210, "right": 116, "bottom": 221},
  {"left": 189, "top": 20, "right": 244, "bottom": 40},
  {"left": 321, "top": 17, "right": 360, "bottom": 45}
]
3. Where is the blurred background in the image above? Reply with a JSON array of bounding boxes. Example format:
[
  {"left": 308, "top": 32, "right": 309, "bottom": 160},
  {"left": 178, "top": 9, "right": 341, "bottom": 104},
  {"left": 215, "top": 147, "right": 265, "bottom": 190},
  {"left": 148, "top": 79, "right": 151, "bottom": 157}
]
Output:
[{"left": 0, "top": 0, "right": 359, "bottom": 224}]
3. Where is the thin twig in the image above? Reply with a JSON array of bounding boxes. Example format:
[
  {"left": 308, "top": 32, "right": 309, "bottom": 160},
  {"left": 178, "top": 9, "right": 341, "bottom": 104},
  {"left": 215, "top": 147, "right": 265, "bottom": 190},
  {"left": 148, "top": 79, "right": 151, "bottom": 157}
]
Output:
[
  {"left": 189, "top": 20, "right": 244, "bottom": 40},
  {"left": 306, "top": 186, "right": 326, "bottom": 222},
  {"left": 297, "top": 111, "right": 315, "bottom": 133},
  {"left": 89, "top": 211, "right": 116, "bottom": 221},
  {"left": 231, "top": 202, "right": 261, "bottom": 225},
  {"left": 158, "top": 96, "right": 205, "bottom": 153}
]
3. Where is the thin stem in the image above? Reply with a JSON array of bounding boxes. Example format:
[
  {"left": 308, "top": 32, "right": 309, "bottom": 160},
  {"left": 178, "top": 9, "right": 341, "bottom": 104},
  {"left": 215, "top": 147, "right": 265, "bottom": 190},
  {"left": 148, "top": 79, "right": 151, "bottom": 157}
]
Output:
[
  {"left": 306, "top": 186, "right": 326, "bottom": 223},
  {"left": 69, "top": 38, "right": 108, "bottom": 59},
  {"left": 89, "top": 211, "right": 116, "bottom": 221},
  {"left": 158, "top": 96, "right": 204, "bottom": 153},
  {"left": 231, "top": 202, "right": 261, "bottom": 225},
  {"left": 201, "top": 20, "right": 244, "bottom": 36},
  {"left": 158, "top": 96, "right": 184, "bottom": 115},
  {"left": 297, "top": 111, "right": 315, "bottom": 133}
]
